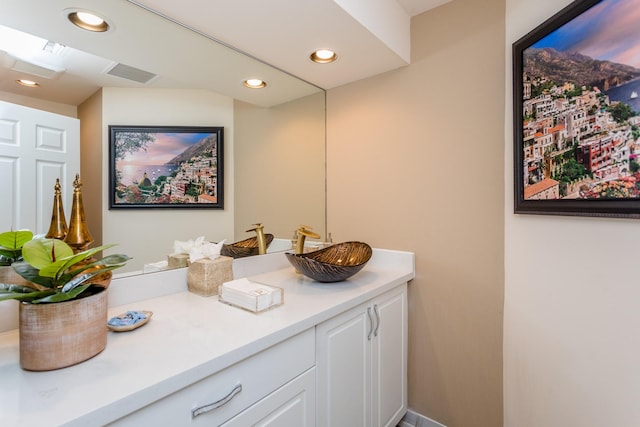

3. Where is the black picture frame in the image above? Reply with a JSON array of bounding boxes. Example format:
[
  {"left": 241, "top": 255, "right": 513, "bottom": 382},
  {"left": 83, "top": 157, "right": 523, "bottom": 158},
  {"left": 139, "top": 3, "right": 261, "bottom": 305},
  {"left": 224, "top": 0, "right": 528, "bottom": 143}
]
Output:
[
  {"left": 109, "top": 125, "right": 224, "bottom": 209},
  {"left": 513, "top": 0, "right": 640, "bottom": 218}
]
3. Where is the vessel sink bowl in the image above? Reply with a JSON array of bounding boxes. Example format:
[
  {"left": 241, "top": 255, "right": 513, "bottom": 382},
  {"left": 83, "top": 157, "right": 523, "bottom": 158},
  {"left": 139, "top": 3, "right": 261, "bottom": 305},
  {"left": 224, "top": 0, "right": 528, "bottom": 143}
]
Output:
[
  {"left": 285, "top": 241, "right": 372, "bottom": 282},
  {"left": 221, "top": 234, "right": 274, "bottom": 258}
]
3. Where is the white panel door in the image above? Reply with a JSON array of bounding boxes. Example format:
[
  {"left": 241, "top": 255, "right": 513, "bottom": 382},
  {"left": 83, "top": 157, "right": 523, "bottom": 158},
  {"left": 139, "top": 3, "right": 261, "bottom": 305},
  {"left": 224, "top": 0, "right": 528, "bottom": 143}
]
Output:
[{"left": 0, "top": 101, "right": 79, "bottom": 234}]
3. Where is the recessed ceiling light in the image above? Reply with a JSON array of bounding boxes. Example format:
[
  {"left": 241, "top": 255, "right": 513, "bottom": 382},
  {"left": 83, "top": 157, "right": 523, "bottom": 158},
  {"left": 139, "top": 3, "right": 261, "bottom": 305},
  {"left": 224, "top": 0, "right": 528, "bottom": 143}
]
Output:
[
  {"left": 310, "top": 49, "right": 338, "bottom": 64},
  {"left": 67, "top": 9, "right": 111, "bottom": 32},
  {"left": 16, "top": 79, "right": 39, "bottom": 88},
  {"left": 243, "top": 79, "right": 267, "bottom": 89}
]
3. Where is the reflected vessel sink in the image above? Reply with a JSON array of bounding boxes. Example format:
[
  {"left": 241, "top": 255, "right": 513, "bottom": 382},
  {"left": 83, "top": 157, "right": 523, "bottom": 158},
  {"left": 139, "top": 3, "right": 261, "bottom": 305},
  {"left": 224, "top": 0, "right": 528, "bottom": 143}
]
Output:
[
  {"left": 285, "top": 241, "right": 372, "bottom": 282},
  {"left": 221, "top": 234, "right": 274, "bottom": 258}
]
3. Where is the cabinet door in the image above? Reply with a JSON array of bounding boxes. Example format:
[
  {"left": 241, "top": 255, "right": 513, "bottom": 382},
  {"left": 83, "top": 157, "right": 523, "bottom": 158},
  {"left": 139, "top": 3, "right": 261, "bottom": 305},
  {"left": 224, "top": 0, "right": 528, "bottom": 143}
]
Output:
[
  {"left": 221, "top": 368, "right": 316, "bottom": 427},
  {"left": 316, "top": 302, "right": 372, "bottom": 427},
  {"left": 316, "top": 283, "right": 408, "bottom": 427},
  {"left": 371, "top": 285, "right": 408, "bottom": 427}
]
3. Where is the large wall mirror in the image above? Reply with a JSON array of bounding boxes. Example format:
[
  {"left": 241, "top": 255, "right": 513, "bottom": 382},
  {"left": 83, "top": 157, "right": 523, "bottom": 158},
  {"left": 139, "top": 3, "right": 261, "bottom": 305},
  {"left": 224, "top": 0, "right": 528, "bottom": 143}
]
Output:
[{"left": 0, "top": 0, "right": 326, "bottom": 274}]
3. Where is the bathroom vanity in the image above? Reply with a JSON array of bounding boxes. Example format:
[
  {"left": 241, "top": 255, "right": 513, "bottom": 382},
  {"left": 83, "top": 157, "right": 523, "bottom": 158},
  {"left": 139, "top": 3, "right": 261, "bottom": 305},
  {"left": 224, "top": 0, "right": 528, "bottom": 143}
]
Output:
[{"left": 0, "top": 248, "right": 414, "bottom": 426}]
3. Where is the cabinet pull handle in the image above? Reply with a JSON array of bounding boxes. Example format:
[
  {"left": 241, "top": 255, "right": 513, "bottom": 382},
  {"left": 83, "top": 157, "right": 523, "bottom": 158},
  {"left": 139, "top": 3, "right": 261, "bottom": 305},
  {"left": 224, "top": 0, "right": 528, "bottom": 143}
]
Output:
[
  {"left": 373, "top": 304, "right": 380, "bottom": 337},
  {"left": 192, "top": 384, "right": 243, "bottom": 419},
  {"left": 367, "top": 307, "right": 374, "bottom": 341}
]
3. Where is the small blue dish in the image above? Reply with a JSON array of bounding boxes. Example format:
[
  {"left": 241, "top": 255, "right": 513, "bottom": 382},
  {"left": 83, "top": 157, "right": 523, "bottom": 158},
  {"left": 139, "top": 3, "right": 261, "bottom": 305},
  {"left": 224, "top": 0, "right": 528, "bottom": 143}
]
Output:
[{"left": 108, "top": 310, "right": 153, "bottom": 332}]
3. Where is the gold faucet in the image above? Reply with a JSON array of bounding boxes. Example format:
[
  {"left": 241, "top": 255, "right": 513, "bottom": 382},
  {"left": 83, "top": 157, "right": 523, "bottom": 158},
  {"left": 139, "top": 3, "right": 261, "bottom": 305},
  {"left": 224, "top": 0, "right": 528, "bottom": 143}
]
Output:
[
  {"left": 246, "top": 223, "right": 267, "bottom": 255},
  {"left": 294, "top": 225, "right": 321, "bottom": 254}
]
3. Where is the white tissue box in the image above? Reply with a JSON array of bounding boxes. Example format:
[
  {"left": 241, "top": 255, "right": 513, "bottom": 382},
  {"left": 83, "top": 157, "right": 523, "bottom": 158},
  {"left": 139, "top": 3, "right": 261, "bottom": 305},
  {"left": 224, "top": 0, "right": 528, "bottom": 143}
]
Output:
[{"left": 219, "top": 278, "right": 283, "bottom": 313}]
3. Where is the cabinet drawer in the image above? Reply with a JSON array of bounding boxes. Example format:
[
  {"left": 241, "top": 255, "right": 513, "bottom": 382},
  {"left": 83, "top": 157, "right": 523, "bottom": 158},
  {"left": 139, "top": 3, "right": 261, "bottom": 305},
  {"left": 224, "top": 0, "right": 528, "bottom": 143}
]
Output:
[
  {"left": 221, "top": 367, "right": 316, "bottom": 426},
  {"left": 110, "top": 328, "right": 315, "bottom": 426}
]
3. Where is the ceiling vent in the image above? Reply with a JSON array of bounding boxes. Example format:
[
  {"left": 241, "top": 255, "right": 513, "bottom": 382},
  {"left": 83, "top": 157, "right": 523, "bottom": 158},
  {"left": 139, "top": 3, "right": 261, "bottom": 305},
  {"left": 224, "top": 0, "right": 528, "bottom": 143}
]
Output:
[
  {"left": 106, "top": 62, "right": 157, "bottom": 84},
  {"left": 9, "top": 57, "right": 64, "bottom": 80}
]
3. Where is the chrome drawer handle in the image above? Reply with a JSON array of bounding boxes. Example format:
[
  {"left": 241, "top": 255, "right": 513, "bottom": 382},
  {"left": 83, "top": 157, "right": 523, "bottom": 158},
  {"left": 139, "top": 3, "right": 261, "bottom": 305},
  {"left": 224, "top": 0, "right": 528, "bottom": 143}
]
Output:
[
  {"left": 367, "top": 307, "right": 374, "bottom": 341},
  {"left": 373, "top": 304, "right": 380, "bottom": 337},
  {"left": 192, "top": 384, "right": 243, "bottom": 419}
]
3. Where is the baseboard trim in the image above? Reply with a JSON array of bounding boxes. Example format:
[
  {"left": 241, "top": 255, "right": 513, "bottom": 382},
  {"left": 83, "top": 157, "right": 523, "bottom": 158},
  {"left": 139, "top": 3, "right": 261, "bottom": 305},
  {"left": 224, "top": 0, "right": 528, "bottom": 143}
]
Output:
[{"left": 399, "top": 409, "right": 447, "bottom": 427}]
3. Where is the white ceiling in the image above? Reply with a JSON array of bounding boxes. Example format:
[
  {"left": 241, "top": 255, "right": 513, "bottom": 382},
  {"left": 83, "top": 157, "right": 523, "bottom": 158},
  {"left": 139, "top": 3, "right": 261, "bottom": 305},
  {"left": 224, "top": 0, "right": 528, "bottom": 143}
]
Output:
[
  {"left": 131, "top": 0, "right": 451, "bottom": 90},
  {"left": 0, "top": 0, "right": 451, "bottom": 107}
]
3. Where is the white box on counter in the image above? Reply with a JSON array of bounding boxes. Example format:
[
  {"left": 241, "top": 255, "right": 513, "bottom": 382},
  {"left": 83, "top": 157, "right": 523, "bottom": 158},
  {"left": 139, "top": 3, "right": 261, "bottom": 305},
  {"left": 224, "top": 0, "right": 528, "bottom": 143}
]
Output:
[{"left": 218, "top": 278, "right": 283, "bottom": 313}]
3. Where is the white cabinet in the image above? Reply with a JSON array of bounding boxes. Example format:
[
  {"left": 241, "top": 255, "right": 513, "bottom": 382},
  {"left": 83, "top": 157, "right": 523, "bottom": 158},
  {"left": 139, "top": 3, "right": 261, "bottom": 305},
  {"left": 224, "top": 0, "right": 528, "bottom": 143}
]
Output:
[
  {"left": 221, "top": 368, "right": 315, "bottom": 426},
  {"left": 109, "top": 328, "right": 315, "bottom": 426},
  {"left": 1, "top": 248, "right": 416, "bottom": 427},
  {"left": 371, "top": 284, "right": 408, "bottom": 427},
  {"left": 316, "top": 283, "right": 408, "bottom": 427}
]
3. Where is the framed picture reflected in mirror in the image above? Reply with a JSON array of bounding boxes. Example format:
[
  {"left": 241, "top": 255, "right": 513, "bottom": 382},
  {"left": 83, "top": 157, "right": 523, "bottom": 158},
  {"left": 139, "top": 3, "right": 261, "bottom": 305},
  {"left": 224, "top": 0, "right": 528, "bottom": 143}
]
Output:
[{"left": 109, "top": 125, "right": 224, "bottom": 209}]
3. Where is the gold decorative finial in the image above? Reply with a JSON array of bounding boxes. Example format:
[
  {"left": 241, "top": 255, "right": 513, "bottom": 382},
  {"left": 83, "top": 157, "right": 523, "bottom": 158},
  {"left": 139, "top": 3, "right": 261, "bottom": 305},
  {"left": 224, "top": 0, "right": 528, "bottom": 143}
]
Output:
[
  {"left": 64, "top": 173, "right": 93, "bottom": 253},
  {"left": 45, "top": 178, "right": 68, "bottom": 240}
]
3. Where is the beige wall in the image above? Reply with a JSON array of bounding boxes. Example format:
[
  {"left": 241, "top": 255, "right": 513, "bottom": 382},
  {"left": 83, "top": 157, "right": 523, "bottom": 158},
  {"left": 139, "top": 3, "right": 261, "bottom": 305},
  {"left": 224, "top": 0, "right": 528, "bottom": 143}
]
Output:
[
  {"left": 0, "top": 90, "right": 77, "bottom": 118},
  {"left": 326, "top": 0, "right": 505, "bottom": 425},
  {"left": 8, "top": 86, "right": 326, "bottom": 273},
  {"left": 97, "top": 88, "right": 235, "bottom": 273},
  {"left": 234, "top": 92, "right": 326, "bottom": 241},
  {"left": 78, "top": 90, "right": 103, "bottom": 249},
  {"left": 505, "top": 0, "right": 640, "bottom": 426}
]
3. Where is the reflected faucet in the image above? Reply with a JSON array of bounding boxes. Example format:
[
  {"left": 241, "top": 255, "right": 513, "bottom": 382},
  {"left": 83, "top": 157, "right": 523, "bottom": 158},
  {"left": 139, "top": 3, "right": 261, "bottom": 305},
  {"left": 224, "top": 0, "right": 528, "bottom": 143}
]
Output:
[
  {"left": 246, "top": 223, "right": 267, "bottom": 255},
  {"left": 293, "top": 225, "right": 321, "bottom": 255}
]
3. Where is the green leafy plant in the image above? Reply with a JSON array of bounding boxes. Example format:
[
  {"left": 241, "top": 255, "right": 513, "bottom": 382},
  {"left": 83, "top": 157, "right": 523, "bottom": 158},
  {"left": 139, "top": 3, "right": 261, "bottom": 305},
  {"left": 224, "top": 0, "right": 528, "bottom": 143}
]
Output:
[
  {"left": 0, "top": 237, "right": 130, "bottom": 304},
  {"left": 0, "top": 230, "right": 34, "bottom": 266}
]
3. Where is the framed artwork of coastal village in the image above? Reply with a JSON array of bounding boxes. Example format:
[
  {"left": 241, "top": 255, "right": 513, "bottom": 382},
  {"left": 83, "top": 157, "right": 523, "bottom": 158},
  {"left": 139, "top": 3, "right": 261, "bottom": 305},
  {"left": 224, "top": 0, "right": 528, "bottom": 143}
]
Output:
[
  {"left": 513, "top": 0, "right": 640, "bottom": 218},
  {"left": 109, "top": 125, "right": 224, "bottom": 209}
]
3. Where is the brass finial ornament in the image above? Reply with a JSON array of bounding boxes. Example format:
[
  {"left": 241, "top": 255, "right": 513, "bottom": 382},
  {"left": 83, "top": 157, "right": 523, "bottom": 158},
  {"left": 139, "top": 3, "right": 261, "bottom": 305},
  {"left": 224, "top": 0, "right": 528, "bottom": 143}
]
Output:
[
  {"left": 64, "top": 173, "right": 94, "bottom": 253},
  {"left": 45, "top": 178, "right": 68, "bottom": 240}
]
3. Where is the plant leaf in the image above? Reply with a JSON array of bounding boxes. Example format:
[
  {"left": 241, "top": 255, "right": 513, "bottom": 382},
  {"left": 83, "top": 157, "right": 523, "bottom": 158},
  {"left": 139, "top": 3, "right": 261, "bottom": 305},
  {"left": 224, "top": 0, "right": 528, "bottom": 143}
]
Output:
[
  {"left": 0, "top": 254, "right": 14, "bottom": 265},
  {"left": 59, "top": 244, "right": 117, "bottom": 272},
  {"left": 31, "top": 284, "right": 91, "bottom": 303},
  {"left": 21, "top": 238, "right": 74, "bottom": 270},
  {"left": 60, "top": 260, "right": 129, "bottom": 293},
  {"left": 64, "top": 253, "right": 131, "bottom": 279},
  {"left": 0, "top": 289, "right": 55, "bottom": 302},
  {"left": 38, "top": 257, "right": 84, "bottom": 279},
  {"left": 0, "top": 248, "right": 20, "bottom": 260},
  {"left": 0, "top": 283, "right": 40, "bottom": 293},
  {"left": 10, "top": 262, "right": 55, "bottom": 289},
  {"left": 60, "top": 272, "right": 95, "bottom": 293},
  {"left": 0, "top": 230, "right": 33, "bottom": 250},
  {"left": 39, "top": 244, "right": 117, "bottom": 279}
]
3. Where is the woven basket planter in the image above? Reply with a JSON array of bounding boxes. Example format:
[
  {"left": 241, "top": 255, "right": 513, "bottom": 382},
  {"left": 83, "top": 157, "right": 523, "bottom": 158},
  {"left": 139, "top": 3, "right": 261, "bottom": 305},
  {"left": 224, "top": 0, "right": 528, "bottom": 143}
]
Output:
[{"left": 19, "top": 288, "right": 108, "bottom": 371}]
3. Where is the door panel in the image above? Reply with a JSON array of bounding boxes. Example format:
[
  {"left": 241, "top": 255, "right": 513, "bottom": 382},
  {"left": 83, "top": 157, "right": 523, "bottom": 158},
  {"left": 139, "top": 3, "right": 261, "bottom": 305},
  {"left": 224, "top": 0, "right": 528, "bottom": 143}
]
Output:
[
  {"left": 0, "top": 101, "right": 79, "bottom": 233},
  {"left": 316, "top": 304, "right": 371, "bottom": 427}
]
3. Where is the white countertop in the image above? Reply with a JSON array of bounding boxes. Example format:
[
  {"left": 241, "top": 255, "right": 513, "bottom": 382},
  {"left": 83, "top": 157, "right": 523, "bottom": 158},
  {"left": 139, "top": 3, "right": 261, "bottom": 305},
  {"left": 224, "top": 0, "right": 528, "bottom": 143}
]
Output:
[{"left": 0, "top": 249, "right": 414, "bottom": 426}]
